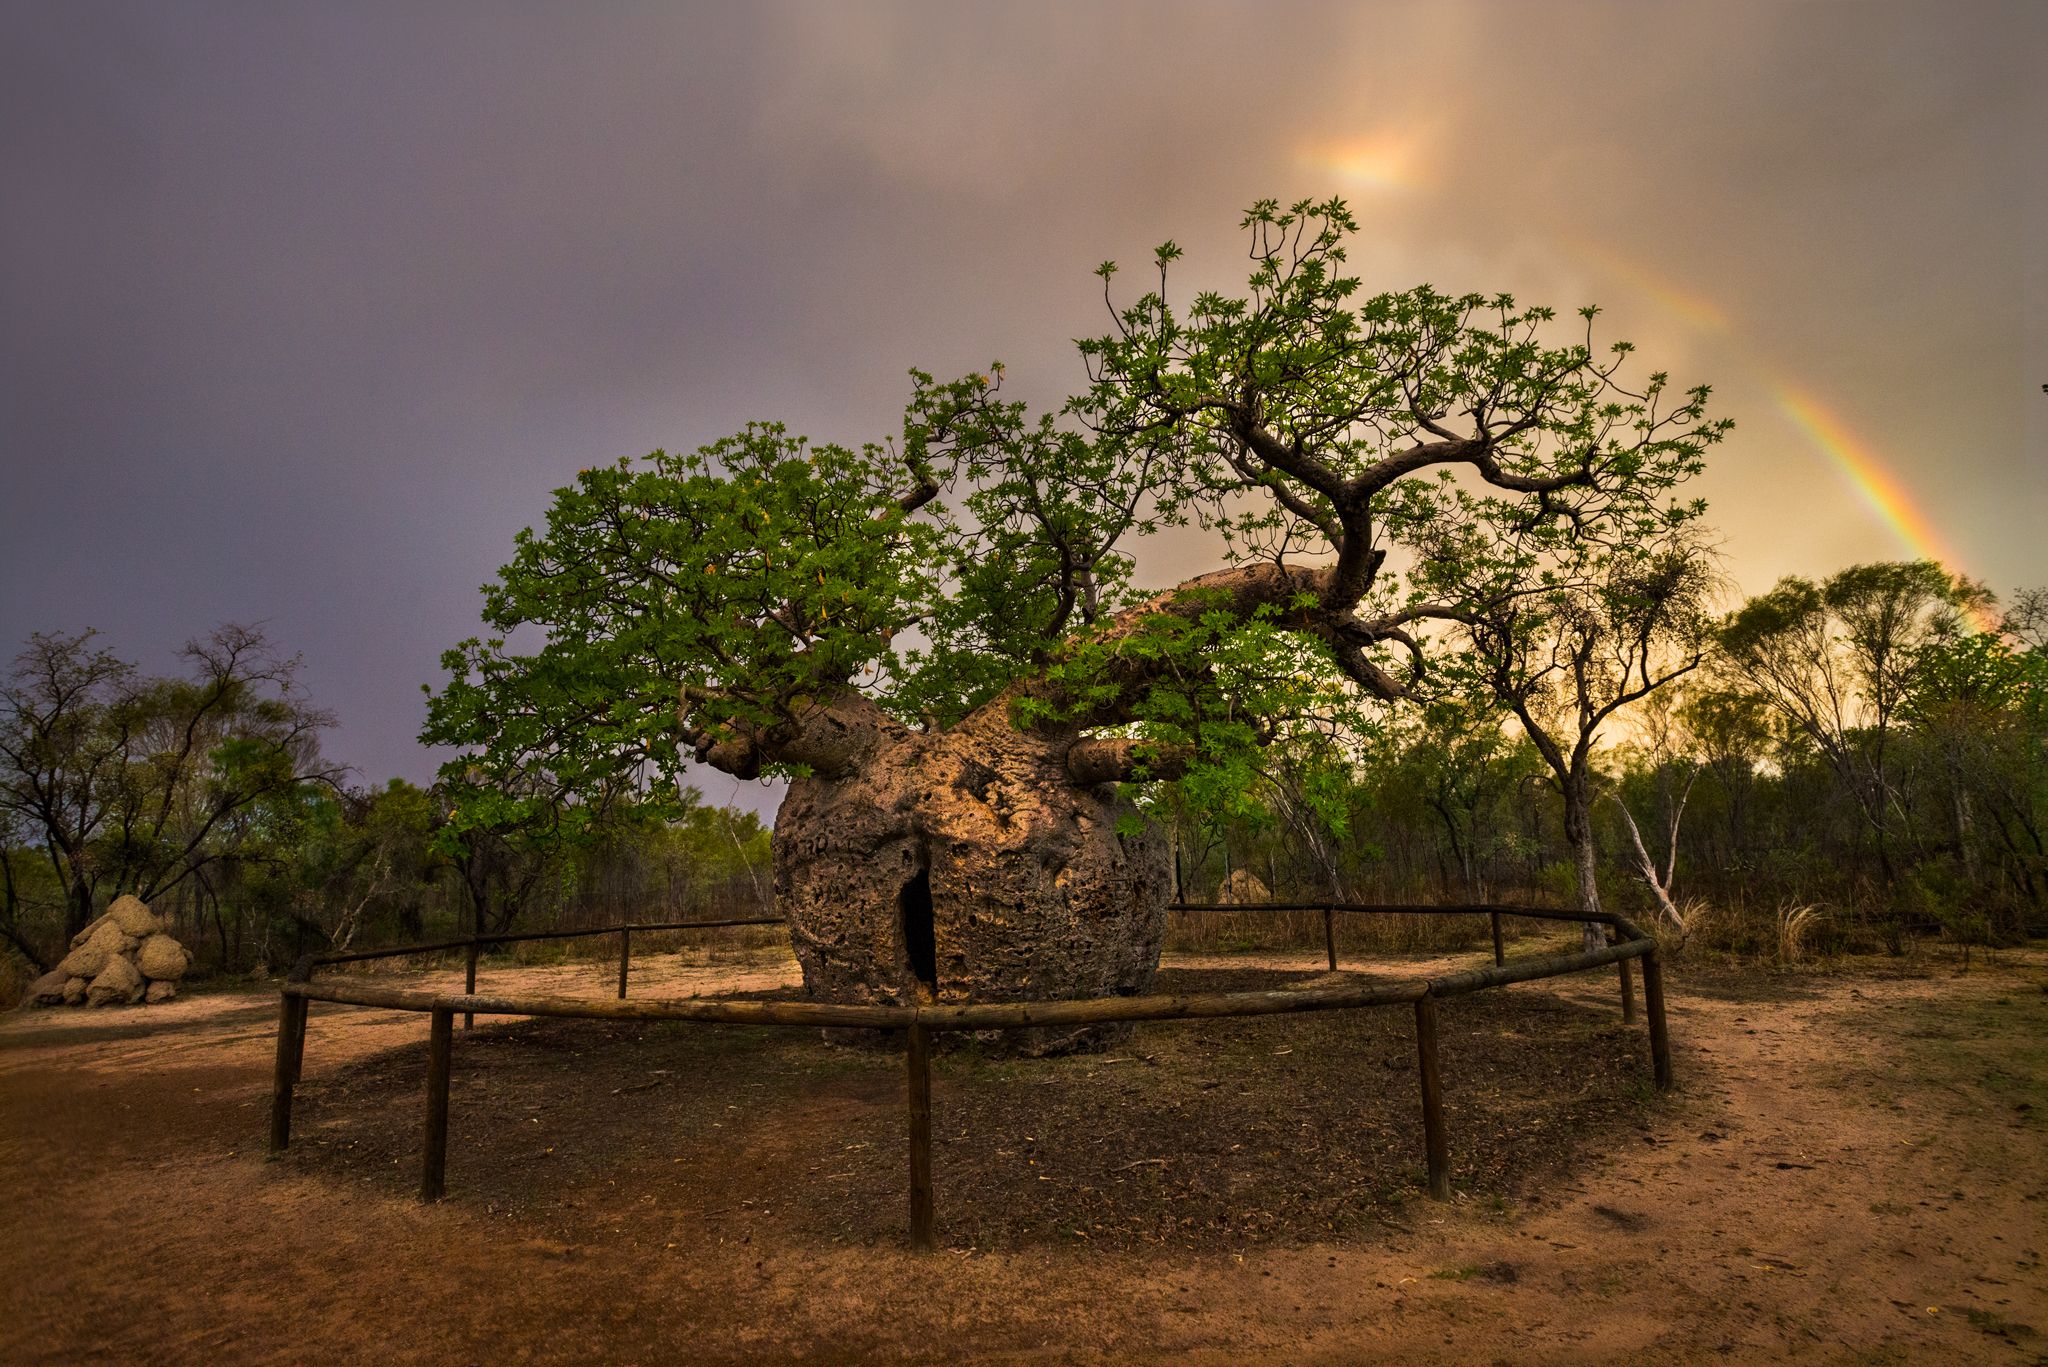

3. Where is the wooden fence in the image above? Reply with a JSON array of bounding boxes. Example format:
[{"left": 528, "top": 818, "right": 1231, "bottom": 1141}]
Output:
[{"left": 267, "top": 904, "right": 1670, "bottom": 1249}]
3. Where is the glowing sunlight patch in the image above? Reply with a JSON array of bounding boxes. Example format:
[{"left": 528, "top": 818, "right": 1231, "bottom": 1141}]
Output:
[{"left": 1295, "top": 133, "right": 1423, "bottom": 192}]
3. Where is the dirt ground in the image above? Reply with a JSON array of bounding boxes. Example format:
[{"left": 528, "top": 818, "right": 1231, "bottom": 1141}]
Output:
[{"left": 2, "top": 941, "right": 2044, "bottom": 1365}]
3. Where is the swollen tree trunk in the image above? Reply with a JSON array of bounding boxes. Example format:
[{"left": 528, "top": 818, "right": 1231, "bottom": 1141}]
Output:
[
  {"left": 773, "top": 693, "right": 1171, "bottom": 1055},
  {"left": 689, "top": 561, "right": 1398, "bottom": 1055}
]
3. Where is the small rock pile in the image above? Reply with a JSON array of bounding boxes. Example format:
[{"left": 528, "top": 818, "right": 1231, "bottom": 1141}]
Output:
[{"left": 25, "top": 896, "right": 192, "bottom": 1008}]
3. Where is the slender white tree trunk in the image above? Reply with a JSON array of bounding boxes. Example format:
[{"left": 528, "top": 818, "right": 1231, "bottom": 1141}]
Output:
[{"left": 1612, "top": 797, "right": 1686, "bottom": 933}]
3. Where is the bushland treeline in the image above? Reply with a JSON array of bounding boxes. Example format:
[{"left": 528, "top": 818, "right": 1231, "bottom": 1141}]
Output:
[
  {"left": 3, "top": 560, "right": 2041, "bottom": 1002},
  {"left": 0, "top": 627, "right": 770, "bottom": 1001},
  {"left": 1166, "top": 562, "right": 2046, "bottom": 960}
]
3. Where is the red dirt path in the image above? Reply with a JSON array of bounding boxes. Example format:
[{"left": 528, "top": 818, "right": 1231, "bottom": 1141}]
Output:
[{"left": 2, "top": 946, "right": 2044, "bottom": 1364}]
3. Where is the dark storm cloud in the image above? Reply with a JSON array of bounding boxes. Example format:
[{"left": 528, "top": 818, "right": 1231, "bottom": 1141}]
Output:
[{"left": 3, "top": 1, "right": 2042, "bottom": 796}]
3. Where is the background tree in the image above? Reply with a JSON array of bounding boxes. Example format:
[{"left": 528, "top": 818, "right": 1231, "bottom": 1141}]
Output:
[
  {"left": 1606, "top": 685, "right": 1707, "bottom": 934},
  {"left": 0, "top": 806, "right": 41, "bottom": 970},
  {"left": 1381, "top": 695, "right": 1542, "bottom": 902},
  {"left": 1896, "top": 611, "right": 2048, "bottom": 933},
  {"left": 432, "top": 767, "right": 623, "bottom": 938},
  {"left": 1717, "top": 561, "right": 1987, "bottom": 886},
  {"left": 1674, "top": 683, "right": 1775, "bottom": 878},
  {"left": 0, "top": 631, "right": 140, "bottom": 944},
  {"left": 2001, "top": 587, "right": 2048, "bottom": 651},
  {"left": 0, "top": 626, "right": 338, "bottom": 959},
  {"left": 243, "top": 778, "right": 445, "bottom": 960},
  {"left": 1439, "top": 533, "right": 1720, "bottom": 945}
]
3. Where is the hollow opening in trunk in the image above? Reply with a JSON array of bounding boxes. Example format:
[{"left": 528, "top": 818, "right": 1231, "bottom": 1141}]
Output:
[{"left": 899, "top": 867, "right": 937, "bottom": 991}]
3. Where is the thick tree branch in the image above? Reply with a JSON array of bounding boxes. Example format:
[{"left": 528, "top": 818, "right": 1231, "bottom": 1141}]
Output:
[
  {"left": 999, "top": 562, "right": 1334, "bottom": 731},
  {"left": 895, "top": 467, "right": 941, "bottom": 514},
  {"left": 1064, "top": 737, "right": 1192, "bottom": 785},
  {"left": 1237, "top": 424, "right": 1347, "bottom": 501},
  {"left": 681, "top": 685, "right": 906, "bottom": 780},
  {"left": 1351, "top": 434, "right": 1595, "bottom": 498}
]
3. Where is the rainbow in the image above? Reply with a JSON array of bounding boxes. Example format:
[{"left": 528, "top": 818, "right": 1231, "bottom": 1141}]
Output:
[
  {"left": 1561, "top": 243, "right": 1991, "bottom": 625},
  {"left": 1566, "top": 240, "right": 1729, "bottom": 333},
  {"left": 1770, "top": 383, "right": 1960, "bottom": 567},
  {"left": 1770, "top": 384, "right": 1998, "bottom": 630}
]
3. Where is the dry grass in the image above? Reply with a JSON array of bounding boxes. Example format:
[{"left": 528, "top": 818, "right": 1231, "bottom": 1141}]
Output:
[
  {"left": 1776, "top": 903, "right": 1819, "bottom": 963},
  {"left": 1165, "top": 906, "right": 1518, "bottom": 958},
  {"left": 1668, "top": 897, "right": 1929, "bottom": 967},
  {"left": 503, "top": 921, "right": 786, "bottom": 967}
]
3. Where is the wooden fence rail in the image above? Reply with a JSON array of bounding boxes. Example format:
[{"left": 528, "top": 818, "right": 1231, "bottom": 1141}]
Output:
[
  {"left": 269, "top": 904, "right": 1671, "bottom": 1252},
  {"left": 307, "top": 915, "right": 784, "bottom": 1029}
]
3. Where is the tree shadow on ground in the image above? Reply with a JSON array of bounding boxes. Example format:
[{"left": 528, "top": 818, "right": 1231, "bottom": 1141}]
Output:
[
  {"left": 0, "top": 997, "right": 283, "bottom": 1052},
  {"left": 281, "top": 967, "right": 1661, "bottom": 1252}
]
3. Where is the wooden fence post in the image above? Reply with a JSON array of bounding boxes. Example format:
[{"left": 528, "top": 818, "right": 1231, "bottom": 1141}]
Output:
[
  {"left": 286, "top": 956, "right": 313, "bottom": 1085},
  {"left": 1489, "top": 911, "right": 1505, "bottom": 966},
  {"left": 1322, "top": 906, "right": 1338, "bottom": 971},
  {"left": 1641, "top": 951, "right": 1673, "bottom": 1091},
  {"left": 463, "top": 936, "right": 479, "bottom": 1032},
  {"left": 421, "top": 1007, "right": 453, "bottom": 1201},
  {"left": 906, "top": 1021, "right": 934, "bottom": 1251},
  {"left": 267, "top": 993, "right": 308, "bottom": 1154},
  {"left": 1608, "top": 928, "right": 1636, "bottom": 1023},
  {"left": 617, "top": 925, "right": 632, "bottom": 1000},
  {"left": 1414, "top": 993, "right": 1450, "bottom": 1200}
]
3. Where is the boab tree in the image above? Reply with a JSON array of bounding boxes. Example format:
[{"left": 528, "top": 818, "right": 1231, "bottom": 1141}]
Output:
[{"left": 426, "top": 200, "right": 1724, "bottom": 1049}]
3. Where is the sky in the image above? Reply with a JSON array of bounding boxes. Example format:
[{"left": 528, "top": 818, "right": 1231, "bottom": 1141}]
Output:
[{"left": 3, "top": 0, "right": 2044, "bottom": 811}]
